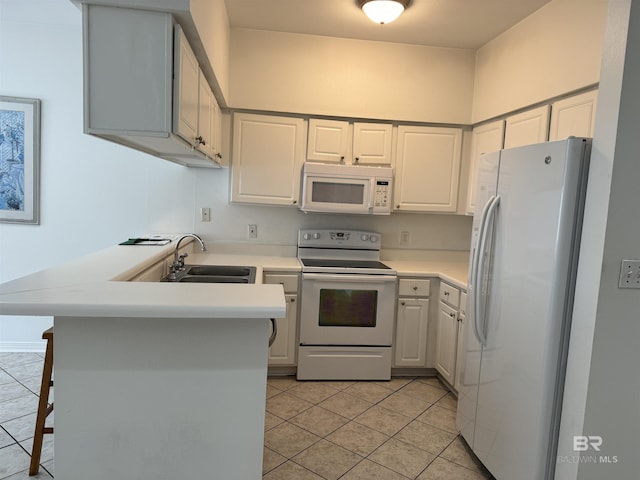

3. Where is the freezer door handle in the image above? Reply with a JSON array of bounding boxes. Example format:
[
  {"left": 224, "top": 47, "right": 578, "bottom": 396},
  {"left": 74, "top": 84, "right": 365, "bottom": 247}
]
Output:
[
  {"left": 474, "top": 194, "right": 500, "bottom": 347},
  {"left": 470, "top": 194, "right": 494, "bottom": 344}
]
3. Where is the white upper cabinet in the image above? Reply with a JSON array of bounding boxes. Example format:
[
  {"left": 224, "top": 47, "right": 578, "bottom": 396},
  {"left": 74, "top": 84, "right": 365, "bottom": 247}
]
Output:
[
  {"left": 231, "top": 113, "right": 307, "bottom": 206},
  {"left": 307, "top": 119, "right": 393, "bottom": 165},
  {"left": 503, "top": 105, "right": 550, "bottom": 149},
  {"left": 549, "top": 90, "right": 598, "bottom": 141},
  {"left": 352, "top": 122, "right": 393, "bottom": 165},
  {"left": 82, "top": 5, "right": 221, "bottom": 168},
  {"left": 466, "top": 120, "right": 505, "bottom": 214},
  {"left": 394, "top": 126, "right": 463, "bottom": 213}
]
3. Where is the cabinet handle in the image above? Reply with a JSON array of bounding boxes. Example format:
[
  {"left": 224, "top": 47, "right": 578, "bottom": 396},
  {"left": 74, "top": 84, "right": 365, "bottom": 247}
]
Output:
[
  {"left": 412, "top": 286, "right": 418, "bottom": 291},
  {"left": 293, "top": 200, "right": 297, "bottom": 204},
  {"left": 396, "top": 205, "right": 400, "bottom": 209},
  {"left": 401, "top": 301, "right": 406, "bottom": 306},
  {"left": 444, "top": 291, "right": 450, "bottom": 296},
  {"left": 290, "top": 298, "right": 295, "bottom": 303},
  {"left": 449, "top": 312, "right": 456, "bottom": 318},
  {"left": 215, "top": 152, "right": 223, "bottom": 159},
  {"left": 340, "top": 155, "right": 345, "bottom": 163},
  {"left": 196, "top": 136, "right": 206, "bottom": 146},
  {"left": 354, "top": 157, "right": 359, "bottom": 163}
]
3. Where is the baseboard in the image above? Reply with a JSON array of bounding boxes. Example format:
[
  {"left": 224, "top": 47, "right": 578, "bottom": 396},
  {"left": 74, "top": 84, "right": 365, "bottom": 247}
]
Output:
[{"left": 0, "top": 341, "right": 46, "bottom": 353}]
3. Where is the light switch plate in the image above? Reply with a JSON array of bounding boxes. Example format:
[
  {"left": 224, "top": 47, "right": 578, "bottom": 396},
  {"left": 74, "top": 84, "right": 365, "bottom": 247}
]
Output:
[{"left": 619, "top": 259, "right": 640, "bottom": 288}]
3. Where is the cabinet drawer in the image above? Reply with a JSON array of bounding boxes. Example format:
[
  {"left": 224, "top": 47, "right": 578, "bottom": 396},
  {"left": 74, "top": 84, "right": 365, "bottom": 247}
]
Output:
[
  {"left": 398, "top": 278, "right": 431, "bottom": 297},
  {"left": 460, "top": 292, "right": 468, "bottom": 317},
  {"left": 439, "top": 282, "right": 460, "bottom": 307},
  {"left": 264, "top": 273, "right": 299, "bottom": 293}
]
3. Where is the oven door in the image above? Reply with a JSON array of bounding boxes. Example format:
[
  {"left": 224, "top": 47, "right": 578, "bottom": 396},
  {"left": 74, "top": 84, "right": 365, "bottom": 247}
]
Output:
[{"left": 300, "top": 273, "right": 397, "bottom": 346}]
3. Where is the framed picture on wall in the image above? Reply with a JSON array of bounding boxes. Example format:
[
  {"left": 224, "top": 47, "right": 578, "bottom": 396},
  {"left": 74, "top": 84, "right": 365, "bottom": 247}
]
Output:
[{"left": 0, "top": 96, "right": 41, "bottom": 224}]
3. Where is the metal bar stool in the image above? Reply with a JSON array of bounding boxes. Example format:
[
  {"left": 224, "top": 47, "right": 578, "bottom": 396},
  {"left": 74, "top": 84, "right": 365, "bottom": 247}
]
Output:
[{"left": 30, "top": 327, "right": 54, "bottom": 476}]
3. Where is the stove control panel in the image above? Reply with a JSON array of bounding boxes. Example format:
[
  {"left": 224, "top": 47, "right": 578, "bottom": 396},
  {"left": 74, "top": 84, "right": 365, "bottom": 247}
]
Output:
[{"left": 298, "top": 229, "right": 381, "bottom": 249}]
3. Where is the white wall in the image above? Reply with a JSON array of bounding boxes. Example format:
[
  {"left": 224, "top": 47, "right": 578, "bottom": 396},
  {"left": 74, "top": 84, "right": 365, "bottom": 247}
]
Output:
[
  {"left": 229, "top": 28, "right": 476, "bottom": 124},
  {"left": 472, "top": 0, "right": 608, "bottom": 123},
  {"left": 0, "top": 0, "right": 196, "bottom": 350}
]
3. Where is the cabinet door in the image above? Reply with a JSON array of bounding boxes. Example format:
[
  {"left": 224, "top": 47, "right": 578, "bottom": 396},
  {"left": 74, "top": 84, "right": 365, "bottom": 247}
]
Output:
[
  {"left": 352, "top": 122, "right": 393, "bottom": 165},
  {"left": 268, "top": 295, "right": 297, "bottom": 365},
  {"left": 466, "top": 120, "right": 505, "bottom": 214},
  {"left": 503, "top": 105, "right": 550, "bottom": 149},
  {"left": 307, "top": 118, "right": 350, "bottom": 163},
  {"left": 173, "top": 25, "right": 200, "bottom": 146},
  {"left": 231, "top": 113, "right": 307, "bottom": 206},
  {"left": 394, "top": 298, "right": 430, "bottom": 367},
  {"left": 394, "top": 126, "right": 462, "bottom": 213},
  {"left": 454, "top": 292, "right": 467, "bottom": 392},
  {"left": 549, "top": 90, "right": 598, "bottom": 141},
  {"left": 436, "top": 302, "right": 458, "bottom": 384},
  {"left": 196, "top": 70, "right": 214, "bottom": 158}
]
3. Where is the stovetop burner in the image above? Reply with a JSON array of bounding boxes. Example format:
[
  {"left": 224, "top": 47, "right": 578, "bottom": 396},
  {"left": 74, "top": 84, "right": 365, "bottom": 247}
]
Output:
[{"left": 300, "top": 258, "right": 392, "bottom": 270}]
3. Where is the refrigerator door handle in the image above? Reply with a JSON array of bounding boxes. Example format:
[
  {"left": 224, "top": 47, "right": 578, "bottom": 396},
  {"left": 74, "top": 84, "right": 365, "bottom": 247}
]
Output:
[
  {"left": 474, "top": 194, "right": 500, "bottom": 347},
  {"left": 470, "top": 194, "right": 495, "bottom": 344}
]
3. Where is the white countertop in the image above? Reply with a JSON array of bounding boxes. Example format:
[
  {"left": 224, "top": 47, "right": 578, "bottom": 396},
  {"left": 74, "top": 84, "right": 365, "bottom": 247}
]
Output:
[{"left": 0, "top": 238, "right": 469, "bottom": 319}]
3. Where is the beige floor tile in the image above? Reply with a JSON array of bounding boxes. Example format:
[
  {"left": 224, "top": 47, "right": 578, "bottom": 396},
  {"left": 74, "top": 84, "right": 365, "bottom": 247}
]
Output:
[
  {"left": 399, "top": 381, "right": 449, "bottom": 404},
  {"left": 267, "top": 376, "right": 299, "bottom": 391},
  {"left": 417, "top": 457, "right": 490, "bottom": 480},
  {"left": 0, "top": 382, "right": 34, "bottom": 404},
  {"left": 287, "top": 382, "right": 340, "bottom": 404},
  {"left": 263, "top": 460, "right": 324, "bottom": 480},
  {"left": 318, "top": 392, "right": 372, "bottom": 419},
  {"left": 326, "top": 421, "right": 389, "bottom": 457},
  {"left": 340, "top": 458, "right": 410, "bottom": 480},
  {"left": 264, "top": 422, "right": 320, "bottom": 458},
  {"left": 439, "top": 437, "right": 487, "bottom": 473},
  {"left": 266, "top": 392, "right": 314, "bottom": 420},
  {"left": 0, "top": 394, "right": 38, "bottom": 424},
  {"left": 263, "top": 447, "right": 287, "bottom": 474},
  {"left": 293, "top": 439, "right": 362, "bottom": 480},
  {"left": 374, "top": 377, "right": 415, "bottom": 391},
  {"left": 435, "top": 392, "right": 458, "bottom": 412},
  {"left": 354, "top": 405, "right": 412, "bottom": 436},
  {"left": 0, "top": 444, "right": 31, "bottom": 478},
  {"left": 394, "top": 420, "right": 457, "bottom": 456},
  {"left": 342, "top": 382, "right": 394, "bottom": 403},
  {"left": 417, "top": 405, "right": 458, "bottom": 434},
  {"left": 264, "top": 411, "right": 285, "bottom": 431},
  {"left": 2, "top": 361, "right": 43, "bottom": 383},
  {"left": 266, "top": 384, "right": 282, "bottom": 399},
  {"left": 416, "top": 377, "right": 448, "bottom": 390},
  {"left": 318, "top": 381, "right": 356, "bottom": 390},
  {"left": 378, "top": 391, "right": 432, "bottom": 418},
  {"left": 20, "top": 435, "right": 54, "bottom": 465},
  {"left": 290, "top": 406, "right": 349, "bottom": 437},
  {"left": 369, "top": 438, "right": 436, "bottom": 479}
]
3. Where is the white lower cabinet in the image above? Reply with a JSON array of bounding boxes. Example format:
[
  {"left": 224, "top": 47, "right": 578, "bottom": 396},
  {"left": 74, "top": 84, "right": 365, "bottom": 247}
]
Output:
[
  {"left": 394, "top": 278, "right": 431, "bottom": 367},
  {"left": 435, "top": 282, "right": 461, "bottom": 386},
  {"left": 264, "top": 273, "right": 299, "bottom": 366}
]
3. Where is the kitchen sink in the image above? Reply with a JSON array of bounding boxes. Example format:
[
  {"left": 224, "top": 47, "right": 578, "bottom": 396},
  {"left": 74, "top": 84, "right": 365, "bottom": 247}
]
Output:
[
  {"left": 184, "top": 265, "right": 254, "bottom": 277},
  {"left": 162, "top": 265, "right": 256, "bottom": 284}
]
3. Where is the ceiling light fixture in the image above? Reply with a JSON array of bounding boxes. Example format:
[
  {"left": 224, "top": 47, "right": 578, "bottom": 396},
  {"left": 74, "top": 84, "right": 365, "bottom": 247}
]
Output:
[{"left": 358, "top": 0, "right": 411, "bottom": 25}]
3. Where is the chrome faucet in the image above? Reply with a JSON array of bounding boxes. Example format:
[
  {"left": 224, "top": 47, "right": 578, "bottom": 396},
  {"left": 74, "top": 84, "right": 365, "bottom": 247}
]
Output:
[{"left": 168, "top": 234, "right": 207, "bottom": 280}]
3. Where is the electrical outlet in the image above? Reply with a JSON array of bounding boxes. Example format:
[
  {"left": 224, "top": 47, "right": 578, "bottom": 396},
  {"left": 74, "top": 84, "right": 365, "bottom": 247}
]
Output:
[
  {"left": 248, "top": 224, "right": 258, "bottom": 239},
  {"left": 619, "top": 259, "right": 640, "bottom": 288},
  {"left": 200, "top": 207, "right": 211, "bottom": 222},
  {"left": 400, "top": 231, "right": 410, "bottom": 245}
]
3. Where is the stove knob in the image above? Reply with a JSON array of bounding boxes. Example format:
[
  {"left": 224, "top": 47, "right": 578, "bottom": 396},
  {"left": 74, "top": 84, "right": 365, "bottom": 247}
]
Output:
[
  {"left": 312, "top": 233, "right": 321, "bottom": 240},
  {"left": 303, "top": 233, "right": 311, "bottom": 240},
  {"left": 369, "top": 235, "right": 379, "bottom": 243},
  {"left": 361, "top": 234, "right": 369, "bottom": 241}
]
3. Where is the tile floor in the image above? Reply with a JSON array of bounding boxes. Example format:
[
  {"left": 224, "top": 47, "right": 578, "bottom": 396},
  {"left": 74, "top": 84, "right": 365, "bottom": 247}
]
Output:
[{"left": 1, "top": 352, "right": 493, "bottom": 479}]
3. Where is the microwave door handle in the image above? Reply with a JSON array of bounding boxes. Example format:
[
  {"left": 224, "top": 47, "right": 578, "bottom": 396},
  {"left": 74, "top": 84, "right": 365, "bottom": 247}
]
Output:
[{"left": 368, "top": 179, "right": 375, "bottom": 212}]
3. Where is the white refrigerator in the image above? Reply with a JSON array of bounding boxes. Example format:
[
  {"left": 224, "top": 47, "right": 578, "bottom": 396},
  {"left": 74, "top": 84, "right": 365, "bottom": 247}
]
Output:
[{"left": 456, "top": 137, "right": 592, "bottom": 479}]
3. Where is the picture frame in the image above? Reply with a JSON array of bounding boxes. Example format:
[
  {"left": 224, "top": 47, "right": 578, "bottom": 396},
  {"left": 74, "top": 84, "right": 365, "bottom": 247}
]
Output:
[{"left": 0, "top": 96, "right": 41, "bottom": 224}]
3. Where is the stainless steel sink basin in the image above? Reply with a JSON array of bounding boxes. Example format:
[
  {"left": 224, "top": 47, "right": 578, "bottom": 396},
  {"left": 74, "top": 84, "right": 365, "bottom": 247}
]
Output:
[
  {"left": 184, "top": 265, "right": 254, "bottom": 277},
  {"left": 178, "top": 275, "right": 251, "bottom": 284},
  {"left": 162, "top": 265, "right": 256, "bottom": 284}
]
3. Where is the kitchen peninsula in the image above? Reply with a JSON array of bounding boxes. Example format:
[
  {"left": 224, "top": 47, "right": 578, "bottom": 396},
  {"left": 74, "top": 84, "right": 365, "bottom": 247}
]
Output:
[{"left": 0, "top": 237, "right": 291, "bottom": 480}]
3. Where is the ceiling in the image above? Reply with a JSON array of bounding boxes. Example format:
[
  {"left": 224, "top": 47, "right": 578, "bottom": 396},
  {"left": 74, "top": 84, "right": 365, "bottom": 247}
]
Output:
[{"left": 224, "top": 0, "right": 553, "bottom": 49}]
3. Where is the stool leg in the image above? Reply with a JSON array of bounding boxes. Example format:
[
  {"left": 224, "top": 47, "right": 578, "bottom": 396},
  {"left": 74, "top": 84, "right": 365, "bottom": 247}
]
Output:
[{"left": 30, "top": 335, "right": 53, "bottom": 476}]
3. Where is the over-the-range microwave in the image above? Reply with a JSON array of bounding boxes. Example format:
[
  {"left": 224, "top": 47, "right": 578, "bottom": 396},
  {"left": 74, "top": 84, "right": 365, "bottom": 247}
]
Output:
[{"left": 300, "top": 162, "right": 393, "bottom": 215}]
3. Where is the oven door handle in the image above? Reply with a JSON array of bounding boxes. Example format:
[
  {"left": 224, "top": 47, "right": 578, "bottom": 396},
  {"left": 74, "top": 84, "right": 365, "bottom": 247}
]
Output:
[{"left": 302, "top": 273, "right": 397, "bottom": 283}]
